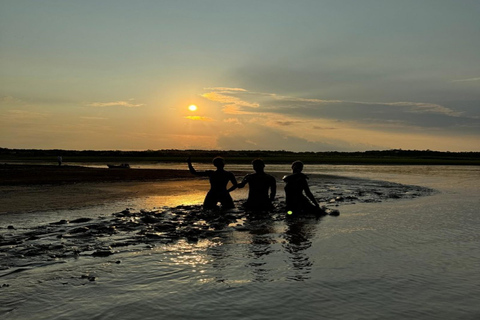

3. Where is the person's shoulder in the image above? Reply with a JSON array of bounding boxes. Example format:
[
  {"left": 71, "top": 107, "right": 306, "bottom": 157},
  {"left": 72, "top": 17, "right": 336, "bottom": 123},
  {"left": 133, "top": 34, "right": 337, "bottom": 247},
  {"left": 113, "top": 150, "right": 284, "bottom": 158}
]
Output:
[
  {"left": 262, "top": 172, "right": 275, "bottom": 179},
  {"left": 283, "top": 172, "right": 307, "bottom": 182},
  {"left": 298, "top": 173, "right": 309, "bottom": 180},
  {"left": 226, "top": 170, "right": 236, "bottom": 176},
  {"left": 267, "top": 173, "right": 276, "bottom": 181}
]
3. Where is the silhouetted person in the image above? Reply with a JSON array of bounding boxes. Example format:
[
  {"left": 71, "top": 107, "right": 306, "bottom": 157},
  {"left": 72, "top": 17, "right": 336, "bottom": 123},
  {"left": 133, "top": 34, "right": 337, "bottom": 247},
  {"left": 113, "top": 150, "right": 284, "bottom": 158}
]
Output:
[
  {"left": 229, "top": 159, "right": 276, "bottom": 212},
  {"left": 57, "top": 156, "right": 62, "bottom": 166},
  {"left": 187, "top": 156, "right": 238, "bottom": 210},
  {"left": 283, "top": 160, "right": 324, "bottom": 215}
]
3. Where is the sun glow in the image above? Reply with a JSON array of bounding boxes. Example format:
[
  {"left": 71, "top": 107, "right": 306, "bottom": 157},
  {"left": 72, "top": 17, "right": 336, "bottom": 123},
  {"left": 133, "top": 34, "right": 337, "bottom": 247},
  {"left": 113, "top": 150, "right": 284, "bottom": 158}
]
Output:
[{"left": 188, "top": 105, "right": 198, "bottom": 111}]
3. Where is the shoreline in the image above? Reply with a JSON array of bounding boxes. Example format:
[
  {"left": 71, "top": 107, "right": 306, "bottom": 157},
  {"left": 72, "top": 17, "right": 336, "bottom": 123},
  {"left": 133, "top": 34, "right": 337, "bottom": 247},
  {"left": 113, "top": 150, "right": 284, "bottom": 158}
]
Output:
[
  {"left": 0, "top": 164, "right": 435, "bottom": 216},
  {"left": 0, "top": 164, "right": 197, "bottom": 186},
  {"left": 2, "top": 148, "right": 480, "bottom": 166},
  {"left": 0, "top": 164, "right": 248, "bottom": 214}
]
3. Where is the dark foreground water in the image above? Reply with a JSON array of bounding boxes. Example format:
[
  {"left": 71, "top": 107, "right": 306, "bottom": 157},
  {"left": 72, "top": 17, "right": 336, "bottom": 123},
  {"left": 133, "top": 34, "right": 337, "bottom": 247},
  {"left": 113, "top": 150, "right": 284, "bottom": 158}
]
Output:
[{"left": 1, "top": 165, "right": 479, "bottom": 319}]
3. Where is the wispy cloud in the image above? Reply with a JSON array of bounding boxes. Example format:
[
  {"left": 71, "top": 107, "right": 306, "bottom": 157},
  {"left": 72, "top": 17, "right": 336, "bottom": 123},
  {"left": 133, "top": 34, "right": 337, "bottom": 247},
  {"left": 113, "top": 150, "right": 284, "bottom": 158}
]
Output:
[
  {"left": 270, "top": 94, "right": 343, "bottom": 104},
  {"left": 185, "top": 116, "right": 214, "bottom": 121},
  {"left": 1, "top": 95, "right": 29, "bottom": 106},
  {"left": 270, "top": 120, "right": 305, "bottom": 127},
  {"left": 197, "top": 86, "right": 479, "bottom": 152},
  {"left": 313, "top": 126, "right": 337, "bottom": 130},
  {"left": 224, "top": 118, "right": 242, "bottom": 125},
  {"left": 2, "top": 109, "right": 49, "bottom": 121},
  {"left": 201, "top": 87, "right": 260, "bottom": 114},
  {"left": 205, "top": 87, "right": 247, "bottom": 92},
  {"left": 80, "top": 116, "right": 107, "bottom": 120},
  {"left": 87, "top": 99, "right": 145, "bottom": 108},
  {"left": 363, "top": 101, "right": 463, "bottom": 117},
  {"left": 452, "top": 77, "right": 480, "bottom": 82},
  {"left": 201, "top": 87, "right": 464, "bottom": 119}
]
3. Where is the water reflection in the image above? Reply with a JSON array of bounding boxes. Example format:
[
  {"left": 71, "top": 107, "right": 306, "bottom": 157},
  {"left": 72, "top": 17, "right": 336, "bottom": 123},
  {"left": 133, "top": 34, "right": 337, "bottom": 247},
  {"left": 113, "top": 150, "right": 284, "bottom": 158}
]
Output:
[
  {"left": 206, "top": 240, "right": 232, "bottom": 284},
  {"left": 283, "top": 216, "right": 321, "bottom": 281},
  {"left": 245, "top": 218, "right": 277, "bottom": 282},
  {"left": 197, "top": 214, "right": 323, "bottom": 283}
]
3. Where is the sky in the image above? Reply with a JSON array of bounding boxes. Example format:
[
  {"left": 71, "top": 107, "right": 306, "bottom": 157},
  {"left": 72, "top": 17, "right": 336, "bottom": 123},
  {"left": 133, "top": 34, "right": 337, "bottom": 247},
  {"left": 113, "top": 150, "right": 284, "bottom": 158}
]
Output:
[{"left": 1, "top": 0, "right": 479, "bottom": 152}]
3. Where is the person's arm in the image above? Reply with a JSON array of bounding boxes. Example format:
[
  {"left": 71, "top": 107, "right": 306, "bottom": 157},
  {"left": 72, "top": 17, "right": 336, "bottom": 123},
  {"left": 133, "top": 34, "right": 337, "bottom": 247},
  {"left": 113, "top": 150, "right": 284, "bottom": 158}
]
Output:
[
  {"left": 227, "top": 172, "right": 239, "bottom": 192},
  {"left": 228, "top": 176, "right": 246, "bottom": 192},
  {"left": 304, "top": 182, "right": 319, "bottom": 207},
  {"left": 269, "top": 176, "right": 277, "bottom": 202},
  {"left": 187, "top": 157, "right": 198, "bottom": 175},
  {"left": 187, "top": 157, "right": 208, "bottom": 176}
]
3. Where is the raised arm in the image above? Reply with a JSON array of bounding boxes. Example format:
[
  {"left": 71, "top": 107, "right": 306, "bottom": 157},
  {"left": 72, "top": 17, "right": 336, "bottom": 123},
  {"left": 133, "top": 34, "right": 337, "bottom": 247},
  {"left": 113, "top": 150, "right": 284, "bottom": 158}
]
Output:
[
  {"left": 187, "top": 157, "right": 209, "bottom": 177},
  {"left": 187, "top": 157, "right": 197, "bottom": 175}
]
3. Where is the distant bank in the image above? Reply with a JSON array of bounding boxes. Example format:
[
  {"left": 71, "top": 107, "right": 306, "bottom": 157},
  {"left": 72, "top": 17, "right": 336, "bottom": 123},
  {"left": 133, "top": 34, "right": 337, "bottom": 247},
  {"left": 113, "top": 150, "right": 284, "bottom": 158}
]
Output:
[{"left": 1, "top": 148, "right": 479, "bottom": 166}]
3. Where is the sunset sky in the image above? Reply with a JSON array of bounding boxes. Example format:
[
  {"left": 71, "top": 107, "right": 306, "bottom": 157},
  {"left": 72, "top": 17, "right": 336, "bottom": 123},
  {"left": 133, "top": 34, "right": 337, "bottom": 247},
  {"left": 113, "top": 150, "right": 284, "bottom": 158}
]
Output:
[{"left": 1, "top": 1, "right": 479, "bottom": 152}]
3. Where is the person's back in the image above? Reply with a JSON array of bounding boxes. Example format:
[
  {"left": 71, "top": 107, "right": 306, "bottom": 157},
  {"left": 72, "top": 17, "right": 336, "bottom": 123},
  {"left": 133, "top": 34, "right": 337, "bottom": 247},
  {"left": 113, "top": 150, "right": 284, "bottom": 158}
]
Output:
[
  {"left": 207, "top": 168, "right": 235, "bottom": 193},
  {"left": 283, "top": 172, "right": 309, "bottom": 209},
  {"left": 232, "top": 159, "right": 276, "bottom": 211},
  {"left": 188, "top": 157, "right": 237, "bottom": 210},
  {"left": 245, "top": 172, "right": 276, "bottom": 206},
  {"left": 283, "top": 160, "right": 323, "bottom": 215}
]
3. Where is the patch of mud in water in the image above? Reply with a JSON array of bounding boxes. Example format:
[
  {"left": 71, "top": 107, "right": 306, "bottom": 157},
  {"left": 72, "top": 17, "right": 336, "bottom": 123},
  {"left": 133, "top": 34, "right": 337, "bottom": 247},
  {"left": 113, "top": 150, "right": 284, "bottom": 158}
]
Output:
[{"left": 0, "top": 178, "right": 434, "bottom": 271}]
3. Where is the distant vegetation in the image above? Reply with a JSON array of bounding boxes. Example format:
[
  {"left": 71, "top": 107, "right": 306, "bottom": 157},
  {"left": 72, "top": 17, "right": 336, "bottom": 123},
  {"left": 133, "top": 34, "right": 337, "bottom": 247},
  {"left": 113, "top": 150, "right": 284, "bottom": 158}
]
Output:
[{"left": 1, "top": 148, "right": 480, "bottom": 165}]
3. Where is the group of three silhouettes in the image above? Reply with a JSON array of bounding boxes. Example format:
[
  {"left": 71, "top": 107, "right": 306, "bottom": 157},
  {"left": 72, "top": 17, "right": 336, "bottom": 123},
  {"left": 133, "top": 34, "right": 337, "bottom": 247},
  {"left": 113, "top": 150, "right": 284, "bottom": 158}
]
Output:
[{"left": 187, "top": 157, "right": 324, "bottom": 215}]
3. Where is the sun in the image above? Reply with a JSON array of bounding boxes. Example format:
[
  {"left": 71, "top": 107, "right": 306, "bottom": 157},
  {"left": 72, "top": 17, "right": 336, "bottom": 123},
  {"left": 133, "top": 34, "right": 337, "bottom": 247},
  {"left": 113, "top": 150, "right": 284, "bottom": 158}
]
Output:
[{"left": 188, "top": 105, "right": 197, "bottom": 111}]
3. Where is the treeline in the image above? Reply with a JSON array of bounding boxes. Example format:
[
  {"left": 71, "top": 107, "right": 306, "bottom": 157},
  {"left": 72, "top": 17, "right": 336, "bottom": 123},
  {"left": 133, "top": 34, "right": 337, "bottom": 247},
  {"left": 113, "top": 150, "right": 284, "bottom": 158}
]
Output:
[{"left": 1, "top": 148, "right": 479, "bottom": 165}]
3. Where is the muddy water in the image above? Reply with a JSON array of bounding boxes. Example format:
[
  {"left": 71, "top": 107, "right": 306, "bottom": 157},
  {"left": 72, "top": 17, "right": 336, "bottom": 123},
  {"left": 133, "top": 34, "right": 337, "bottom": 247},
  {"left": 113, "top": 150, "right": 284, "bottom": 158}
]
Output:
[{"left": 1, "top": 166, "right": 479, "bottom": 319}]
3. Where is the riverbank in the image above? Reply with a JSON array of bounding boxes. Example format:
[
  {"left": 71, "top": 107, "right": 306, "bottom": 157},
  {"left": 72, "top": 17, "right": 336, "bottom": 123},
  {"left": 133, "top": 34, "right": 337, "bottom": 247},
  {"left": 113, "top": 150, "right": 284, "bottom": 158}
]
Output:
[
  {"left": 0, "top": 164, "right": 433, "bottom": 215},
  {"left": 0, "top": 164, "right": 195, "bottom": 185},
  {"left": 2, "top": 148, "right": 480, "bottom": 165}
]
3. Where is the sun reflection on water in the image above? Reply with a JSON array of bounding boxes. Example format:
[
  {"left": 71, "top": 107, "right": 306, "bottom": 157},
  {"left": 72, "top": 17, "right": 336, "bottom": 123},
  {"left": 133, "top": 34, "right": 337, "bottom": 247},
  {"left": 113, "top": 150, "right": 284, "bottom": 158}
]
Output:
[{"left": 166, "top": 239, "right": 218, "bottom": 270}]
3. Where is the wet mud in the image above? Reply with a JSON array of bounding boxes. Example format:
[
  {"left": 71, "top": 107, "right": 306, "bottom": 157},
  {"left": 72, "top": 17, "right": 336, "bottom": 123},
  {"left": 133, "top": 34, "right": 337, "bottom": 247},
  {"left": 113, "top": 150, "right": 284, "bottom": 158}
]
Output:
[{"left": 0, "top": 178, "right": 434, "bottom": 274}]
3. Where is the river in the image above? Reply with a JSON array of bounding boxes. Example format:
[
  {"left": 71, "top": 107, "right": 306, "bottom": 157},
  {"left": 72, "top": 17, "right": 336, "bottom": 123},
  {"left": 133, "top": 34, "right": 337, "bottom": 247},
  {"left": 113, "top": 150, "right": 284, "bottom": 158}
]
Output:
[{"left": 1, "top": 165, "right": 479, "bottom": 319}]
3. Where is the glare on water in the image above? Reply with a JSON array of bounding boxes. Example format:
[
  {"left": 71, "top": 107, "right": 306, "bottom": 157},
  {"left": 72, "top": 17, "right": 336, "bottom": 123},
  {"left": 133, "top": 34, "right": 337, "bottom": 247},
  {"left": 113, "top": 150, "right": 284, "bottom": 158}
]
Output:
[{"left": 1, "top": 165, "right": 479, "bottom": 319}]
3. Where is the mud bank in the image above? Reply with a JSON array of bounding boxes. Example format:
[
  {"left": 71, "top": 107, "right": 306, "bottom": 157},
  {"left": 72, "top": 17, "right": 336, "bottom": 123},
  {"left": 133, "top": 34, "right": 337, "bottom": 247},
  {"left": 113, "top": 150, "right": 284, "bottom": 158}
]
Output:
[{"left": 1, "top": 177, "right": 433, "bottom": 272}]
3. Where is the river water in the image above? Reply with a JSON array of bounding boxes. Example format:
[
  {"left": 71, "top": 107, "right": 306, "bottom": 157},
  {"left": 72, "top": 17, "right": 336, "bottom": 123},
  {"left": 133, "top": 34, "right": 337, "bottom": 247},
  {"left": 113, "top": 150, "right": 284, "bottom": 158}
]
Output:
[{"left": 1, "top": 165, "right": 479, "bottom": 319}]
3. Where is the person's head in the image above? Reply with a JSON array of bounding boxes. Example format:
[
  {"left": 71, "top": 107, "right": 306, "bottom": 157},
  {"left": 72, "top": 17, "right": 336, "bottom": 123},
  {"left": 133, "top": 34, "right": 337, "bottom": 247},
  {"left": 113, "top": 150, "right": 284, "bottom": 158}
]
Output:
[
  {"left": 291, "top": 160, "right": 304, "bottom": 173},
  {"left": 212, "top": 157, "right": 225, "bottom": 169},
  {"left": 252, "top": 158, "right": 265, "bottom": 173}
]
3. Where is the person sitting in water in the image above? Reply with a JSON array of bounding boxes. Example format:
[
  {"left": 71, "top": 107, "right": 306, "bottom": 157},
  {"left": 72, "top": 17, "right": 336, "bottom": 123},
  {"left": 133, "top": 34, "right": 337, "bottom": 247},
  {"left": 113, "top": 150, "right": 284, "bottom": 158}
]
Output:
[
  {"left": 187, "top": 156, "right": 238, "bottom": 210},
  {"left": 229, "top": 159, "right": 276, "bottom": 212},
  {"left": 283, "top": 160, "right": 324, "bottom": 215}
]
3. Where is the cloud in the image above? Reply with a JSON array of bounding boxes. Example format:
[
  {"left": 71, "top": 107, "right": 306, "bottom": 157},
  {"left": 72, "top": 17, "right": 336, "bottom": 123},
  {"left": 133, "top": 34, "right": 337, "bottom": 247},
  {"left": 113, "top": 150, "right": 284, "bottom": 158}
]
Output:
[
  {"left": 201, "top": 87, "right": 260, "bottom": 114},
  {"left": 313, "top": 126, "right": 337, "bottom": 130},
  {"left": 204, "top": 87, "right": 247, "bottom": 92},
  {"left": 216, "top": 125, "right": 368, "bottom": 152},
  {"left": 270, "top": 94, "right": 343, "bottom": 104},
  {"left": 80, "top": 116, "right": 107, "bottom": 120},
  {"left": 87, "top": 99, "right": 145, "bottom": 108},
  {"left": 2, "top": 109, "right": 49, "bottom": 121},
  {"left": 452, "top": 77, "right": 480, "bottom": 82},
  {"left": 201, "top": 87, "right": 470, "bottom": 128},
  {"left": 1, "top": 95, "right": 29, "bottom": 106},
  {"left": 224, "top": 118, "right": 242, "bottom": 125},
  {"left": 196, "top": 86, "right": 480, "bottom": 151},
  {"left": 185, "top": 116, "right": 214, "bottom": 121},
  {"left": 270, "top": 120, "right": 305, "bottom": 127},
  {"left": 375, "top": 101, "right": 463, "bottom": 117},
  {"left": 201, "top": 92, "right": 259, "bottom": 108}
]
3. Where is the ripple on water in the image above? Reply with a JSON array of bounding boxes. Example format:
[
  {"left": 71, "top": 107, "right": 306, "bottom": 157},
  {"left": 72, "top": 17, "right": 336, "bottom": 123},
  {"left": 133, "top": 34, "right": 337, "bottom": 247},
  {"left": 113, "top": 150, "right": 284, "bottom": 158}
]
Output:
[{"left": 1, "top": 168, "right": 479, "bottom": 319}]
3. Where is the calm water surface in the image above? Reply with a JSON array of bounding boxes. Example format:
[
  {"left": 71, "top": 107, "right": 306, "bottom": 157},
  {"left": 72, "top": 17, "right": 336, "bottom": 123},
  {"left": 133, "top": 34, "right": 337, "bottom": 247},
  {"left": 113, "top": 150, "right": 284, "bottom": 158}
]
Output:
[{"left": 1, "top": 165, "right": 479, "bottom": 319}]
